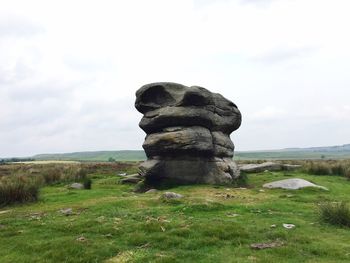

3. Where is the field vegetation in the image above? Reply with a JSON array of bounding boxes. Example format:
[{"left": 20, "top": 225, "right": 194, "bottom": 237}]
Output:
[{"left": 1, "top": 160, "right": 350, "bottom": 262}]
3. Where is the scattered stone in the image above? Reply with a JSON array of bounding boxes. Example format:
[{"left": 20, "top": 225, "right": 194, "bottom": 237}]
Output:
[
  {"left": 76, "top": 236, "right": 87, "bottom": 242},
  {"left": 161, "top": 192, "right": 183, "bottom": 199},
  {"left": 239, "top": 162, "right": 282, "bottom": 173},
  {"left": 118, "top": 172, "right": 127, "bottom": 176},
  {"left": 226, "top": 212, "right": 239, "bottom": 217},
  {"left": 135, "top": 82, "right": 242, "bottom": 185},
  {"left": 250, "top": 240, "right": 284, "bottom": 250},
  {"left": 145, "top": 189, "right": 158, "bottom": 193},
  {"left": 283, "top": 223, "right": 295, "bottom": 229},
  {"left": 240, "top": 162, "right": 301, "bottom": 173},
  {"left": 68, "top": 183, "right": 84, "bottom": 189},
  {"left": 120, "top": 174, "right": 143, "bottom": 184},
  {"left": 270, "top": 224, "right": 277, "bottom": 228},
  {"left": 258, "top": 189, "right": 265, "bottom": 192},
  {"left": 59, "top": 208, "right": 73, "bottom": 216},
  {"left": 263, "top": 178, "right": 328, "bottom": 190}
]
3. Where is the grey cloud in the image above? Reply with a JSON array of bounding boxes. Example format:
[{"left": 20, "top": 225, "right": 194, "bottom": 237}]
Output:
[
  {"left": 63, "top": 55, "right": 114, "bottom": 72},
  {"left": 252, "top": 46, "right": 319, "bottom": 64},
  {"left": 0, "top": 16, "right": 45, "bottom": 38},
  {"left": 239, "top": 0, "right": 277, "bottom": 7}
]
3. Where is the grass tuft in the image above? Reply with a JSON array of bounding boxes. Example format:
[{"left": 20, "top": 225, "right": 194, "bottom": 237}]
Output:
[
  {"left": 318, "top": 201, "right": 350, "bottom": 227},
  {"left": 0, "top": 176, "right": 40, "bottom": 206}
]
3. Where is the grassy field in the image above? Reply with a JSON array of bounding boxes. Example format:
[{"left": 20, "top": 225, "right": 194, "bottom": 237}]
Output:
[
  {"left": 1, "top": 162, "right": 350, "bottom": 262},
  {"left": 28, "top": 149, "right": 350, "bottom": 162}
]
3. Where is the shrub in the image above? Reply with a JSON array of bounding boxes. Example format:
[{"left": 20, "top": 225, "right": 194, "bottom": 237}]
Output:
[
  {"left": 0, "top": 176, "right": 40, "bottom": 206},
  {"left": 83, "top": 178, "right": 92, "bottom": 189},
  {"left": 318, "top": 201, "right": 350, "bottom": 227},
  {"left": 306, "top": 162, "right": 331, "bottom": 175},
  {"left": 41, "top": 167, "right": 62, "bottom": 185},
  {"left": 344, "top": 167, "right": 350, "bottom": 180}
]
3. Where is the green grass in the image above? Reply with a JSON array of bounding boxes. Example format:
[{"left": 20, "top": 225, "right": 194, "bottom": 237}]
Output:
[{"left": 2, "top": 167, "right": 350, "bottom": 262}]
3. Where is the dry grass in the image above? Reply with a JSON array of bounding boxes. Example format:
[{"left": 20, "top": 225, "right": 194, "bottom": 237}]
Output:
[{"left": 0, "top": 162, "right": 139, "bottom": 206}]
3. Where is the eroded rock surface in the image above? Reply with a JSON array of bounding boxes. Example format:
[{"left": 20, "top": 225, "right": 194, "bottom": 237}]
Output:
[
  {"left": 135, "top": 82, "right": 242, "bottom": 185},
  {"left": 263, "top": 178, "right": 328, "bottom": 190}
]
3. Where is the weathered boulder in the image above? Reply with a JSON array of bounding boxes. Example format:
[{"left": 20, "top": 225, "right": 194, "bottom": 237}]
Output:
[
  {"left": 263, "top": 178, "right": 328, "bottom": 190},
  {"left": 135, "top": 82, "right": 242, "bottom": 185},
  {"left": 239, "top": 162, "right": 301, "bottom": 173}
]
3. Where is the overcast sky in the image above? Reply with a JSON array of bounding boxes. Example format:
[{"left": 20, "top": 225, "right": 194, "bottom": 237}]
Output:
[{"left": 1, "top": 0, "right": 350, "bottom": 157}]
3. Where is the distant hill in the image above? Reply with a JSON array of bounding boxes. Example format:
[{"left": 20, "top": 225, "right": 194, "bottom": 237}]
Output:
[
  {"left": 235, "top": 144, "right": 350, "bottom": 160},
  {"left": 29, "top": 144, "right": 350, "bottom": 161},
  {"left": 33, "top": 150, "right": 146, "bottom": 162}
]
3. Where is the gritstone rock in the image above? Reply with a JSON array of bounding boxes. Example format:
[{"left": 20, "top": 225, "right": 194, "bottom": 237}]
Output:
[
  {"left": 263, "top": 178, "right": 328, "bottom": 190},
  {"left": 239, "top": 162, "right": 301, "bottom": 173},
  {"left": 135, "top": 82, "right": 242, "bottom": 185}
]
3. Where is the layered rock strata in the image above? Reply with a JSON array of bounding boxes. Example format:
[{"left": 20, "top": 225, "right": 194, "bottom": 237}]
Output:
[{"left": 135, "top": 82, "right": 242, "bottom": 185}]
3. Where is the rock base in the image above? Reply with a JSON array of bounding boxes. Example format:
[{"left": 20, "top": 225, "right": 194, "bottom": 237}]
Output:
[{"left": 140, "top": 157, "right": 240, "bottom": 185}]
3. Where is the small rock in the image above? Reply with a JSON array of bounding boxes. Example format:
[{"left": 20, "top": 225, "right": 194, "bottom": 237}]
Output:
[
  {"left": 283, "top": 223, "right": 295, "bottom": 229},
  {"left": 250, "top": 240, "right": 284, "bottom": 250},
  {"left": 118, "top": 172, "right": 127, "bottom": 176},
  {"left": 68, "top": 183, "right": 84, "bottom": 189},
  {"left": 161, "top": 192, "right": 183, "bottom": 199},
  {"left": 60, "top": 208, "right": 73, "bottom": 216},
  {"left": 104, "top": 233, "right": 113, "bottom": 238},
  {"left": 270, "top": 224, "right": 277, "bottom": 228},
  {"left": 259, "top": 189, "right": 265, "bottom": 192},
  {"left": 240, "top": 162, "right": 282, "bottom": 173},
  {"left": 145, "top": 189, "right": 158, "bottom": 193},
  {"left": 120, "top": 174, "right": 143, "bottom": 184},
  {"left": 226, "top": 212, "right": 239, "bottom": 217},
  {"left": 76, "top": 236, "right": 87, "bottom": 242}
]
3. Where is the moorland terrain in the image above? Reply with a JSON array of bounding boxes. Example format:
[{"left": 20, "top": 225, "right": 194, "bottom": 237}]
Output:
[{"left": 1, "top": 160, "right": 350, "bottom": 262}]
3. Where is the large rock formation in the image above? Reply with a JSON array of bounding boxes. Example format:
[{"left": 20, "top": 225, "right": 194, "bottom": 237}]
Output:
[{"left": 135, "top": 82, "right": 242, "bottom": 185}]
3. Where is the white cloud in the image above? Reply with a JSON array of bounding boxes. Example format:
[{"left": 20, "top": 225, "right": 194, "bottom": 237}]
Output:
[{"left": 0, "top": 0, "right": 350, "bottom": 156}]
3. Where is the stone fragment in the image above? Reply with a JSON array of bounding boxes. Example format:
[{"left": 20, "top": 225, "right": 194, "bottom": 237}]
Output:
[
  {"left": 283, "top": 224, "right": 295, "bottom": 229},
  {"left": 68, "top": 183, "right": 84, "bottom": 189},
  {"left": 239, "top": 162, "right": 302, "bottom": 173},
  {"left": 60, "top": 208, "right": 73, "bottom": 216},
  {"left": 161, "top": 192, "right": 183, "bottom": 199},
  {"left": 250, "top": 240, "right": 284, "bottom": 250}
]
